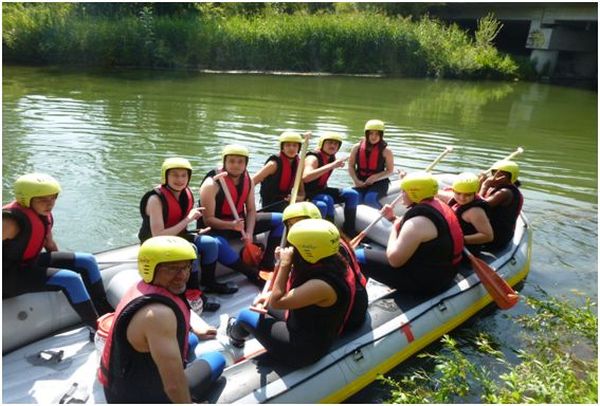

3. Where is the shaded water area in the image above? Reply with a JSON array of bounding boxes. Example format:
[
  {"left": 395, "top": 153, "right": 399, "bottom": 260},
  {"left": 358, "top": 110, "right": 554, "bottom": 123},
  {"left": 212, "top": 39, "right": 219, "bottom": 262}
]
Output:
[{"left": 3, "top": 65, "right": 597, "bottom": 401}]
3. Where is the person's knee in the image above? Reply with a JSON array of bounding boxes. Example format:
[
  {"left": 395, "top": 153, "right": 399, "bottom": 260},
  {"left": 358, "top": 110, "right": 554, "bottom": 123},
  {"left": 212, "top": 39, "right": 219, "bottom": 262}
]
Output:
[
  {"left": 73, "top": 252, "right": 101, "bottom": 283},
  {"left": 269, "top": 213, "right": 284, "bottom": 238},
  {"left": 47, "top": 270, "right": 91, "bottom": 303},
  {"left": 354, "top": 248, "right": 367, "bottom": 265},
  {"left": 195, "top": 235, "right": 219, "bottom": 264},
  {"left": 215, "top": 236, "right": 239, "bottom": 266},
  {"left": 341, "top": 188, "right": 359, "bottom": 207},
  {"left": 364, "top": 192, "right": 381, "bottom": 209},
  {"left": 198, "top": 351, "right": 226, "bottom": 382},
  {"left": 314, "top": 200, "right": 328, "bottom": 218},
  {"left": 238, "top": 308, "right": 260, "bottom": 330}
]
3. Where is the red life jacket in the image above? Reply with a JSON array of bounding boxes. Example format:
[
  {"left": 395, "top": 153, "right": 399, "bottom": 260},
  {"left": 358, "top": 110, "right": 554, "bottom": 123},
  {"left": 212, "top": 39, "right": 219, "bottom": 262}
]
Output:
[
  {"left": 98, "top": 281, "right": 191, "bottom": 387},
  {"left": 2, "top": 201, "right": 53, "bottom": 262},
  {"left": 218, "top": 170, "right": 251, "bottom": 220},
  {"left": 156, "top": 185, "right": 194, "bottom": 228},
  {"left": 419, "top": 198, "right": 464, "bottom": 266},
  {"left": 356, "top": 139, "right": 385, "bottom": 180},
  {"left": 277, "top": 152, "right": 298, "bottom": 194}
]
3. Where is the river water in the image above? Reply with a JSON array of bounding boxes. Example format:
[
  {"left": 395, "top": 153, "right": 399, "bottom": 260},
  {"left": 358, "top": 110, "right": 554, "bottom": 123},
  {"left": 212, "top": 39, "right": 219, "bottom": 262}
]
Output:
[{"left": 2, "top": 65, "right": 597, "bottom": 401}]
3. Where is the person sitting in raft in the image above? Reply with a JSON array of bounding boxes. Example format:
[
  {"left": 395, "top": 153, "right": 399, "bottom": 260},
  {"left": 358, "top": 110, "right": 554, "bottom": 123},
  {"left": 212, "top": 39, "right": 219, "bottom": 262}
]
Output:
[
  {"left": 437, "top": 172, "right": 493, "bottom": 255},
  {"left": 3, "top": 173, "right": 112, "bottom": 339},
  {"left": 226, "top": 219, "right": 362, "bottom": 367},
  {"left": 198, "top": 144, "right": 284, "bottom": 285},
  {"left": 348, "top": 119, "right": 395, "bottom": 209},
  {"left": 138, "top": 157, "right": 224, "bottom": 310},
  {"left": 98, "top": 236, "right": 225, "bottom": 404},
  {"left": 281, "top": 202, "right": 368, "bottom": 332},
  {"left": 478, "top": 160, "right": 523, "bottom": 251},
  {"left": 252, "top": 131, "right": 306, "bottom": 213},
  {"left": 302, "top": 132, "right": 359, "bottom": 237},
  {"left": 355, "top": 172, "right": 464, "bottom": 296}
]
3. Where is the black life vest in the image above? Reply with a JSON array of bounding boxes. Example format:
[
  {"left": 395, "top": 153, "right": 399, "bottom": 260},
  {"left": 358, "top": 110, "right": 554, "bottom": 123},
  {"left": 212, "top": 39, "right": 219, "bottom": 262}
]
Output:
[
  {"left": 138, "top": 185, "right": 194, "bottom": 243},
  {"left": 98, "top": 281, "right": 190, "bottom": 402},
  {"left": 2, "top": 201, "right": 53, "bottom": 264},
  {"left": 304, "top": 150, "right": 335, "bottom": 197},
  {"left": 355, "top": 139, "right": 387, "bottom": 181},
  {"left": 486, "top": 184, "right": 523, "bottom": 249},
  {"left": 398, "top": 198, "right": 464, "bottom": 287},
  {"left": 449, "top": 195, "right": 490, "bottom": 237},
  {"left": 259, "top": 153, "right": 299, "bottom": 205}
]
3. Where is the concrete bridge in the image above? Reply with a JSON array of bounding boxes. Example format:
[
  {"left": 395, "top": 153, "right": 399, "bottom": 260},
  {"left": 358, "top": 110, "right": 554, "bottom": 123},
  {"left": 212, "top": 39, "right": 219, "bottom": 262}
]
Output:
[{"left": 433, "top": 3, "right": 597, "bottom": 85}]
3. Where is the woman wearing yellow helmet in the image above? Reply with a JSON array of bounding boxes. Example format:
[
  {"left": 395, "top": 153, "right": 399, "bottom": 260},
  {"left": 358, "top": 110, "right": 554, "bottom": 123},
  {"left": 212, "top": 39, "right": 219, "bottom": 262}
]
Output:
[
  {"left": 354, "top": 172, "right": 465, "bottom": 295},
  {"left": 3, "top": 173, "right": 112, "bottom": 338},
  {"left": 348, "top": 119, "right": 395, "bottom": 209},
  {"left": 226, "top": 219, "right": 365, "bottom": 366},
  {"left": 252, "top": 131, "right": 306, "bottom": 213},
  {"left": 138, "top": 157, "right": 225, "bottom": 308},
  {"left": 303, "top": 132, "right": 359, "bottom": 236},
  {"left": 478, "top": 160, "right": 524, "bottom": 250},
  {"left": 100, "top": 236, "right": 225, "bottom": 403},
  {"left": 438, "top": 172, "right": 494, "bottom": 254},
  {"left": 198, "top": 144, "right": 284, "bottom": 286}
]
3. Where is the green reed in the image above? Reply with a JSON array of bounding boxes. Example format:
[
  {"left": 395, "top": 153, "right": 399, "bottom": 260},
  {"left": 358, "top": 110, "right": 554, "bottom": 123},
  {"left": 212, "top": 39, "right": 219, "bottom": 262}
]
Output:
[
  {"left": 3, "top": 4, "right": 523, "bottom": 79},
  {"left": 379, "top": 289, "right": 598, "bottom": 403}
]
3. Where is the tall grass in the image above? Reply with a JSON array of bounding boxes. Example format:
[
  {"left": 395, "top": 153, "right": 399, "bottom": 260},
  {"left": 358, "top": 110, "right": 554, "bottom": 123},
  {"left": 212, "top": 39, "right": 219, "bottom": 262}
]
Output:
[{"left": 3, "top": 4, "right": 521, "bottom": 79}]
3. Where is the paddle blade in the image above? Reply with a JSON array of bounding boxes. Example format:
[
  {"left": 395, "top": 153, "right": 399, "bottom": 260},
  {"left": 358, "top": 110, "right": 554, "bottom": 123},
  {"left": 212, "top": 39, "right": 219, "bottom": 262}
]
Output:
[
  {"left": 469, "top": 255, "right": 519, "bottom": 310},
  {"left": 241, "top": 242, "right": 264, "bottom": 267}
]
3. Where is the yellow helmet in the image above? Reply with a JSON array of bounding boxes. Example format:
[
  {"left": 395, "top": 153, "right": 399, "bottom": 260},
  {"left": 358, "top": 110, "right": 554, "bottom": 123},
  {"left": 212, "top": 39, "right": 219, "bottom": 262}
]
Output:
[
  {"left": 452, "top": 172, "right": 480, "bottom": 194},
  {"left": 138, "top": 236, "right": 197, "bottom": 283},
  {"left": 14, "top": 173, "right": 62, "bottom": 208},
  {"left": 161, "top": 157, "right": 193, "bottom": 185},
  {"left": 279, "top": 131, "right": 303, "bottom": 146},
  {"left": 222, "top": 144, "right": 250, "bottom": 160},
  {"left": 317, "top": 132, "right": 344, "bottom": 150},
  {"left": 400, "top": 172, "right": 438, "bottom": 203},
  {"left": 287, "top": 219, "right": 339, "bottom": 264},
  {"left": 282, "top": 202, "right": 322, "bottom": 223},
  {"left": 364, "top": 119, "right": 385, "bottom": 133},
  {"left": 491, "top": 160, "right": 519, "bottom": 183}
]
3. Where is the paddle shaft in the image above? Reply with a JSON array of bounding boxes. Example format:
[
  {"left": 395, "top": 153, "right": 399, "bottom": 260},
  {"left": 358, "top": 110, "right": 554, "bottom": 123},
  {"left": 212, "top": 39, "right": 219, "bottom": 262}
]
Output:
[
  {"left": 217, "top": 176, "right": 249, "bottom": 239},
  {"left": 484, "top": 147, "right": 524, "bottom": 173},
  {"left": 350, "top": 146, "right": 454, "bottom": 248}
]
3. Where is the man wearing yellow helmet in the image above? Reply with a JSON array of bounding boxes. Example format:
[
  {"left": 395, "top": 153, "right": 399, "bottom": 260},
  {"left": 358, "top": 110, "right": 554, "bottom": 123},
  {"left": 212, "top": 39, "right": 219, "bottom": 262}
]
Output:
[
  {"left": 252, "top": 131, "right": 306, "bottom": 213},
  {"left": 99, "top": 236, "right": 225, "bottom": 403},
  {"left": 348, "top": 119, "right": 395, "bottom": 209},
  {"left": 303, "top": 132, "right": 359, "bottom": 236},
  {"left": 226, "top": 219, "right": 365, "bottom": 366},
  {"left": 3, "top": 173, "right": 112, "bottom": 338},
  {"left": 138, "top": 157, "right": 225, "bottom": 309},
  {"left": 355, "top": 172, "right": 464, "bottom": 295},
  {"left": 199, "top": 144, "right": 284, "bottom": 285},
  {"left": 438, "top": 172, "right": 494, "bottom": 254},
  {"left": 478, "top": 160, "right": 524, "bottom": 249}
]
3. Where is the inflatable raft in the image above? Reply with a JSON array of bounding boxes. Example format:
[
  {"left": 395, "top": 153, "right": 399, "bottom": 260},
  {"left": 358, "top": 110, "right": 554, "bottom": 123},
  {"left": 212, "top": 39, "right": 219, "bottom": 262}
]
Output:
[{"left": 2, "top": 176, "right": 532, "bottom": 403}]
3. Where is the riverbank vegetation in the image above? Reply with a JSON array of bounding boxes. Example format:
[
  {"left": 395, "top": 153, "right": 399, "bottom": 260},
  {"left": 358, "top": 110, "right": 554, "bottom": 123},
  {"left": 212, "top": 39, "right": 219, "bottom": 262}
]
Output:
[
  {"left": 380, "top": 289, "right": 598, "bottom": 403},
  {"left": 3, "top": 2, "right": 533, "bottom": 80}
]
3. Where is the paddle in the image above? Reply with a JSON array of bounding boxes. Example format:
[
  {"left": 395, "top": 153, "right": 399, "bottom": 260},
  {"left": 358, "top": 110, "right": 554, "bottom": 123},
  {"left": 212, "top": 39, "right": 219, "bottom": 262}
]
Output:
[
  {"left": 349, "top": 146, "right": 454, "bottom": 249},
  {"left": 217, "top": 173, "right": 264, "bottom": 267},
  {"left": 462, "top": 247, "right": 519, "bottom": 309},
  {"left": 251, "top": 131, "right": 311, "bottom": 314},
  {"left": 483, "top": 146, "right": 524, "bottom": 174}
]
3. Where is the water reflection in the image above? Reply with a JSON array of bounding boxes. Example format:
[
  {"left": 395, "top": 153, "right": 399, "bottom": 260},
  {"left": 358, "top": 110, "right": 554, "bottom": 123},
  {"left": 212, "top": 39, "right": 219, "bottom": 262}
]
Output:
[{"left": 2, "top": 66, "right": 597, "bottom": 302}]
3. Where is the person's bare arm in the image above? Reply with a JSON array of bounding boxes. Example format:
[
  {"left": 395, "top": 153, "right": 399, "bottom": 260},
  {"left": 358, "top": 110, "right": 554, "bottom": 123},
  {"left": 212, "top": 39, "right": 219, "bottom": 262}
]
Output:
[
  {"left": 386, "top": 216, "right": 437, "bottom": 268},
  {"left": 251, "top": 161, "right": 277, "bottom": 186},
  {"left": 199, "top": 178, "right": 241, "bottom": 231},
  {"left": 347, "top": 144, "right": 364, "bottom": 187},
  {"left": 44, "top": 229, "right": 59, "bottom": 252},
  {"left": 462, "top": 207, "right": 494, "bottom": 244},
  {"left": 147, "top": 195, "right": 202, "bottom": 237},
  {"left": 302, "top": 155, "right": 348, "bottom": 183},
  {"left": 129, "top": 304, "right": 191, "bottom": 403},
  {"left": 2, "top": 215, "right": 20, "bottom": 240}
]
